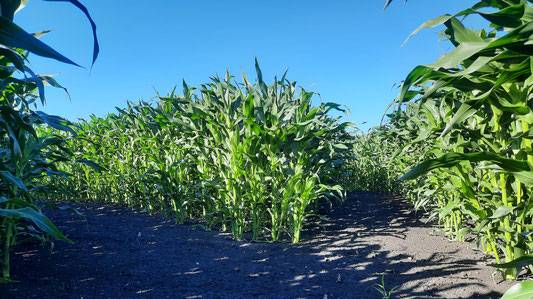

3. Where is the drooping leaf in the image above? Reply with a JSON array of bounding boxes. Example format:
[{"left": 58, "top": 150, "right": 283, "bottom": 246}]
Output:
[
  {"left": 490, "top": 255, "right": 533, "bottom": 270},
  {"left": 43, "top": 0, "right": 100, "bottom": 66},
  {"left": 0, "top": 207, "right": 69, "bottom": 241},
  {"left": 34, "top": 111, "right": 75, "bottom": 135},
  {"left": 0, "top": 15, "right": 79, "bottom": 66},
  {"left": 401, "top": 152, "right": 529, "bottom": 180},
  {"left": 0, "top": 170, "right": 27, "bottom": 191}
]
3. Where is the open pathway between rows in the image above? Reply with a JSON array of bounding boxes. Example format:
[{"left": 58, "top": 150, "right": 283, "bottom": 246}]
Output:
[{"left": 1, "top": 192, "right": 511, "bottom": 298}]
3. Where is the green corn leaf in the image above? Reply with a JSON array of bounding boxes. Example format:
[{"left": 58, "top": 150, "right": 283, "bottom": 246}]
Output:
[
  {"left": 399, "top": 65, "right": 434, "bottom": 101},
  {"left": 39, "top": 75, "right": 70, "bottom": 100},
  {"left": 0, "top": 170, "right": 27, "bottom": 191},
  {"left": 404, "top": 2, "right": 527, "bottom": 46},
  {"left": 490, "top": 255, "right": 533, "bottom": 269},
  {"left": 76, "top": 158, "right": 105, "bottom": 171},
  {"left": 490, "top": 206, "right": 514, "bottom": 219},
  {"left": 401, "top": 152, "right": 529, "bottom": 180},
  {"left": 34, "top": 111, "right": 75, "bottom": 135},
  {"left": 441, "top": 102, "right": 477, "bottom": 136},
  {"left": 445, "top": 17, "right": 485, "bottom": 44},
  {"left": 476, "top": 2, "right": 525, "bottom": 28},
  {"left": 20, "top": 66, "right": 47, "bottom": 104},
  {"left": 0, "top": 45, "right": 25, "bottom": 71},
  {"left": 43, "top": 0, "right": 100, "bottom": 65},
  {"left": 486, "top": 22, "right": 533, "bottom": 51},
  {"left": 0, "top": 207, "right": 69, "bottom": 242},
  {"left": 402, "top": 14, "right": 453, "bottom": 46},
  {"left": 432, "top": 41, "right": 488, "bottom": 69},
  {"left": 0, "top": 15, "right": 79, "bottom": 66},
  {"left": 501, "top": 280, "right": 533, "bottom": 299},
  {"left": 511, "top": 171, "right": 533, "bottom": 185}
]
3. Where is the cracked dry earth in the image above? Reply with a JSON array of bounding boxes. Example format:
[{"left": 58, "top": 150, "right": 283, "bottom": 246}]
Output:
[{"left": 1, "top": 192, "right": 512, "bottom": 298}]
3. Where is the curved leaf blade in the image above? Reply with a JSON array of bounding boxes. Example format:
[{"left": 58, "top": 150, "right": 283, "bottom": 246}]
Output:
[
  {"left": 0, "top": 16, "right": 79, "bottom": 65},
  {"left": 43, "top": 0, "right": 99, "bottom": 66},
  {"left": 0, "top": 207, "right": 69, "bottom": 241},
  {"left": 501, "top": 280, "right": 533, "bottom": 299}
]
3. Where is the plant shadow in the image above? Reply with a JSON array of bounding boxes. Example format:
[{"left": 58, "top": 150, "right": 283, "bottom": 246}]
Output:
[{"left": 1, "top": 192, "right": 510, "bottom": 298}]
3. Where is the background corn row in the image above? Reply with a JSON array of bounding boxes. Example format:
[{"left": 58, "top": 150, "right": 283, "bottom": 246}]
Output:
[{"left": 48, "top": 63, "right": 351, "bottom": 243}]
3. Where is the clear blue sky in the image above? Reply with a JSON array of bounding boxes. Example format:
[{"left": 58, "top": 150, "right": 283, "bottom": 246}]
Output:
[{"left": 17, "top": 0, "right": 479, "bottom": 130}]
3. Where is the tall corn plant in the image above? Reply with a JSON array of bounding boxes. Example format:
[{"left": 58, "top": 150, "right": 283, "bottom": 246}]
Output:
[
  {"left": 165, "top": 62, "right": 349, "bottom": 242},
  {"left": 56, "top": 61, "right": 351, "bottom": 243},
  {"left": 388, "top": 0, "right": 533, "bottom": 280},
  {"left": 0, "top": 0, "right": 98, "bottom": 281}
]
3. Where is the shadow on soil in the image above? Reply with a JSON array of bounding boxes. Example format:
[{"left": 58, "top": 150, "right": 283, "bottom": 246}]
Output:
[{"left": 1, "top": 192, "right": 506, "bottom": 298}]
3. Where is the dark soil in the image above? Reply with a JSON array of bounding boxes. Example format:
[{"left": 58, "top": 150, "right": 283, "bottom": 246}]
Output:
[{"left": 1, "top": 192, "right": 512, "bottom": 298}]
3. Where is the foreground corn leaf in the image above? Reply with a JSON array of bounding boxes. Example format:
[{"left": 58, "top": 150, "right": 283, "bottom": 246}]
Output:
[
  {"left": 0, "top": 0, "right": 28, "bottom": 20},
  {"left": 401, "top": 152, "right": 530, "bottom": 180},
  {"left": 0, "top": 16, "right": 79, "bottom": 65},
  {"left": 43, "top": 0, "right": 99, "bottom": 65},
  {"left": 490, "top": 255, "right": 533, "bottom": 270},
  {"left": 501, "top": 280, "right": 533, "bottom": 299},
  {"left": 0, "top": 207, "right": 69, "bottom": 241}
]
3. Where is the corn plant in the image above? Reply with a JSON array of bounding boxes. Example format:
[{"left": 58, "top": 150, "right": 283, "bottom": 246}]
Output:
[
  {"left": 0, "top": 0, "right": 98, "bottom": 281},
  {"left": 385, "top": 0, "right": 533, "bottom": 280},
  {"left": 373, "top": 274, "right": 398, "bottom": 299},
  {"left": 162, "top": 62, "right": 350, "bottom": 242},
  {"left": 54, "top": 61, "right": 350, "bottom": 243}
]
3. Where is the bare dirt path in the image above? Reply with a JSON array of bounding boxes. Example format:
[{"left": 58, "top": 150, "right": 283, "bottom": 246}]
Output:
[{"left": 1, "top": 192, "right": 512, "bottom": 298}]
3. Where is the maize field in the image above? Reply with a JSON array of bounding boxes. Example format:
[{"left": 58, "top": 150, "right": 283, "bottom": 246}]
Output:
[{"left": 0, "top": 0, "right": 532, "bottom": 297}]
